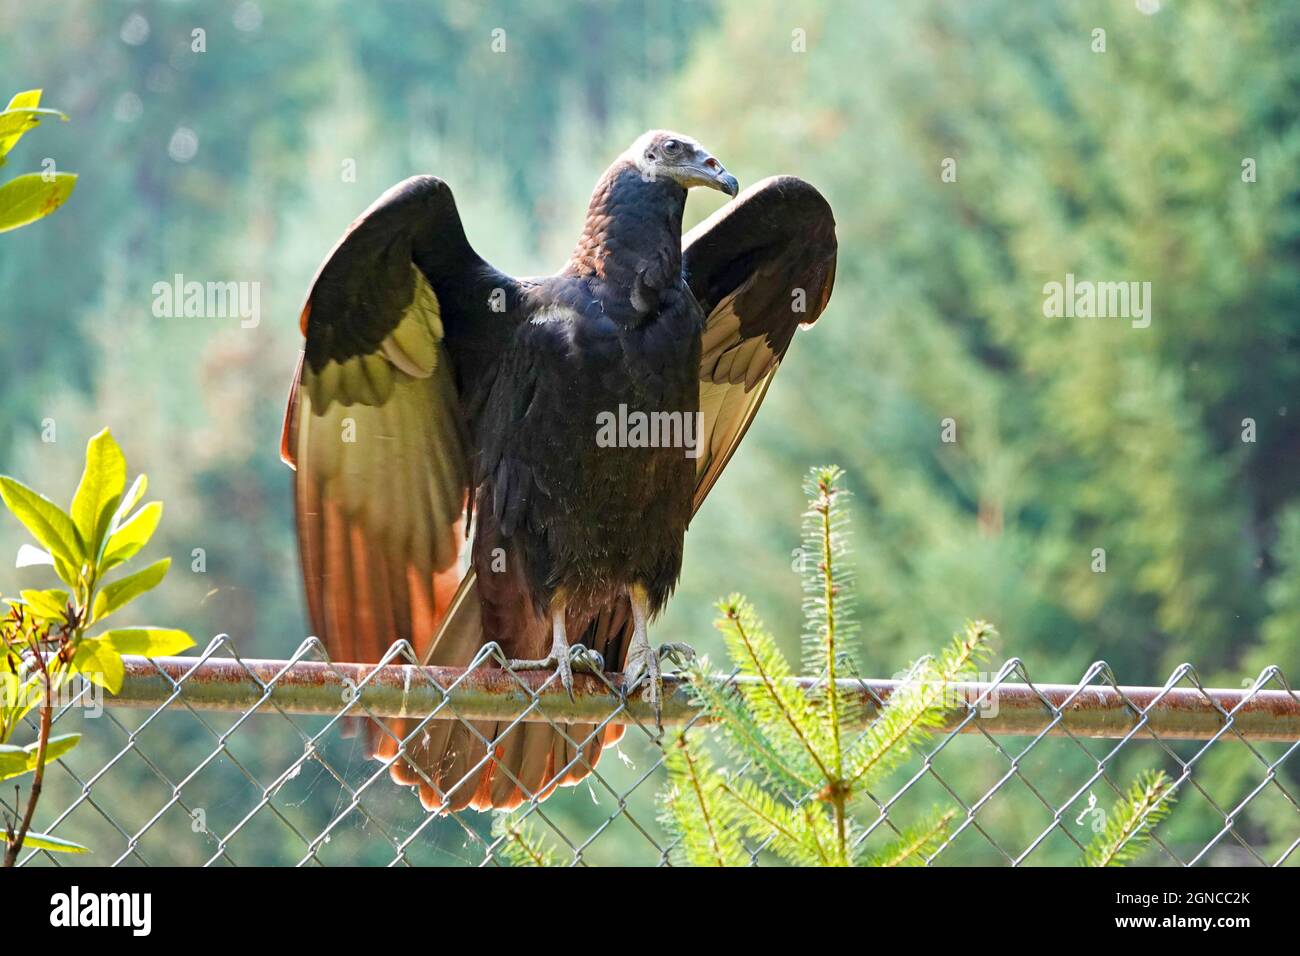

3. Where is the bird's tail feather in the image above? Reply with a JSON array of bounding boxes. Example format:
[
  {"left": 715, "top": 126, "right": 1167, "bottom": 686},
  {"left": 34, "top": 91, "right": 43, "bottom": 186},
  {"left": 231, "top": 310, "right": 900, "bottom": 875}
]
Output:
[{"left": 359, "top": 572, "right": 631, "bottom": 813}]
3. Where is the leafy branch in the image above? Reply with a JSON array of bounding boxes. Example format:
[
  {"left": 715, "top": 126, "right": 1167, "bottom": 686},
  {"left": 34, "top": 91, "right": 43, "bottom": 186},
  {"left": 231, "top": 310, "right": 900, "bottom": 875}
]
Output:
[
  {"left": 1, "top": 429, "right": 193, "bottom": 864},
  {"left": 0, "top": 89, "right": 76, "bottom": 234}
]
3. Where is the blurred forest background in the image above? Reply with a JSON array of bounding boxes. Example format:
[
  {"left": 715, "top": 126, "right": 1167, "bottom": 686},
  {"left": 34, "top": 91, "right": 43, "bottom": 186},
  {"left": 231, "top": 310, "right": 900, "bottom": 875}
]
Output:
[{"left": 1, "top": 0, "right": 1297, "bottom": 865}]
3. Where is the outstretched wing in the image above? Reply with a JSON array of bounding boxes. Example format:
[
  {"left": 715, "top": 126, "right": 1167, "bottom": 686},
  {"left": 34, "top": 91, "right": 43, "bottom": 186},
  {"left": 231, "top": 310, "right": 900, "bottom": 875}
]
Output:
[
  {"left": 683, "top": 175, "right": 837, "bottom": 509},
  {"left": 281, "top": 175, "right": 519, "bottom": 706}
]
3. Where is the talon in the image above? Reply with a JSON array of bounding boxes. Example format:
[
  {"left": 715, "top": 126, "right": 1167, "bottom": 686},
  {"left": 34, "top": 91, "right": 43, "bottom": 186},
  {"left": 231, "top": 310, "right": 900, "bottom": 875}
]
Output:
[
  {"left": 657, "top": 642, "right": 696, "bottom": 668},
  {"left": 623, "top": 646, "right": 664, "bottom": 734},
  {"left": 506, "top": 604, "right": 579, "bottom": 698},
  {"left": 555, "top": 648, "right": 575, "bottom": 700},
  {"left": 569, "top": 644, "right": 604, "bottom": 675}
]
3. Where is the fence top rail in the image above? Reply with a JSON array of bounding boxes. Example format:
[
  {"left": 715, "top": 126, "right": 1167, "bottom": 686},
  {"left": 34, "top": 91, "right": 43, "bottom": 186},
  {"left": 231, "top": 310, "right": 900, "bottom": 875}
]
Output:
[{"left": 99, "top": 654, "right": 1300, "bottom": 742}]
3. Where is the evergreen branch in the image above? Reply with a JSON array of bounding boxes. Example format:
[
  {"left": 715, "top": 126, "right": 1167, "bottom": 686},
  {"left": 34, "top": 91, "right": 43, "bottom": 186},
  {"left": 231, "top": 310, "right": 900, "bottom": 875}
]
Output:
[
  {"left": 718, "top": 597, "right": 834, "bottom": 783},
  {"left": 491, "top": 812, "right": 560, "bottom": 867},
  {"left": 845, "top": 621, "right": 992, "bottom": 790},
  {"left": 860, "top": 809, "right": 956, "bottom": 867},
  {"left": 659, "top": 732, "right": 747, "bottom": 867},
  {"left": 1082, "top": 770, "right": 1176, "bottom": 868},
  {"left": 810, "top": 466, "right": 845, "bottom": 780},
  {"left": 677, "top": 736, "right": 731, "bottom": 867},
  {"left": 724, "top": 777, "right": 841, "bottom": 867},
  {"left": 686, "top": 658, "right": 817, "bottom": 793}
]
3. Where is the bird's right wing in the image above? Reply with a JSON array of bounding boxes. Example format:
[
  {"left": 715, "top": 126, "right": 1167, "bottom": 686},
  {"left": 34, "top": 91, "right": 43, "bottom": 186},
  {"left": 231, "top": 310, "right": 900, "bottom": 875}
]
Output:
[
  {"left": 281, "top": 176, "right": 519, "bottom": 725},
  {"left": 683, "top": 175, "right": 837, "bottom": 510}
]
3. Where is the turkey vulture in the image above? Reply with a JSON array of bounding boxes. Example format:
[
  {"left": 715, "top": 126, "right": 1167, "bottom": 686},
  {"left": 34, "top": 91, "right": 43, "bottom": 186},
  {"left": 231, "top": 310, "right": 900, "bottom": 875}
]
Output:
[{"left": 280, "top": 130, "right": 837, "bottom": 813}]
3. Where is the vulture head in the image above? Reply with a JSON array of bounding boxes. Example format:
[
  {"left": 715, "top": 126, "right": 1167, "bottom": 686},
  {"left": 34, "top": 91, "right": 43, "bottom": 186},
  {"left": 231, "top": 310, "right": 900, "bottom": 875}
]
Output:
[{"left": 624, "top": 129, "right": 740, "bottom": 197}]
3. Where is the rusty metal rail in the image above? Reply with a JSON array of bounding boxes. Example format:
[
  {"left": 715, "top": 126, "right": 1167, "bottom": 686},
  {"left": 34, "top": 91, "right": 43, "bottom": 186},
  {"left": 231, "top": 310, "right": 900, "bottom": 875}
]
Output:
[{"left": 107, "top": 654, "right": 1300, "bottom": 741}]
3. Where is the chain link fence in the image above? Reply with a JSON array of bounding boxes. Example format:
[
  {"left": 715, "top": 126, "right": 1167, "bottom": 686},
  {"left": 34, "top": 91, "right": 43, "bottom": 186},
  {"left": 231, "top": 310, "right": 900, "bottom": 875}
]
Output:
[{"left": 6, "top": 635, "right": 1299, "bottom": 867}]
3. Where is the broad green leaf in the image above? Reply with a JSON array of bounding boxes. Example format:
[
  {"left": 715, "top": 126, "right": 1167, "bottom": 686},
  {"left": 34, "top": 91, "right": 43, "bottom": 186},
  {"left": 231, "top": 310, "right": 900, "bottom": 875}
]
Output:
[
  {"left": 18, "top": 831, "right": 89, "bottom": 854},
  {"left": 0, "top": 475, "right": 83, "bottom": 567},
  {"left": 0, "top": 89, "right": 43, "bottom": 159},
  {"left": 0, "top": 171, "right": 77, "bottom": 233},
  {"left": 15, "top": 543, "right": 54, "bottom": 568},
  {"left": 70, "top": 637, "right": 124, "bottom": 694},
  {"left": 99, "top": 627, "right": 194, "bottom": 658},
  {"left": 5, "top": 90, "right": 41, "bottom": 110},
  {"left": 0, "top": 732, "right": 80, "bottom": 781},
  {"left": 102, "top": 501, "right": 162, "bottom": 570},
  {"left": 18, "top": 588, "right": 69, "bottom": 623},
  {"left": 91, "top": 557, "right": 170, "bottom": 622},
  {"left": 71, "top": 429, "right": 127, "bottom": 563},
  {"left": 52, "top": 553, "right": 79, "bottom": 589},
  {"left": 0, "top": 106, "right": 69, "bottom": 163},
  {"left": 0, "top": 749, "right": 21, "bottom": 780}
]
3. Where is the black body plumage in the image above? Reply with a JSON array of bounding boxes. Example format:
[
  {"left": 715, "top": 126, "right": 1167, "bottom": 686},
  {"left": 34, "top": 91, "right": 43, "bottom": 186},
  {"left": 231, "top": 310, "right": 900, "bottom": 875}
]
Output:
[{"left": 464, "top": 165, "right": 700, "bottom": 620}]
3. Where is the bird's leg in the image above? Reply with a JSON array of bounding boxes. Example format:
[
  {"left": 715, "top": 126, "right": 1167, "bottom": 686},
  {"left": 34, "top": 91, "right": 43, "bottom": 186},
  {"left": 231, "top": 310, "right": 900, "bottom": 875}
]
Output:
[
  {"left": 622, "top": 586, "right": 696, "bottom": 732},
  {"left": 507, "top": 599, "right": 603, "bottom": 700}
]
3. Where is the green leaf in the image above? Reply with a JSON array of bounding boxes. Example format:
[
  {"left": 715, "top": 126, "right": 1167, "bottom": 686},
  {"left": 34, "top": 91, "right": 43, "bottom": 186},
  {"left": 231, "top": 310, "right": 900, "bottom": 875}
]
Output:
[
  {"left": 52, "top": 554, "right": 79, "bottom": 589},
  {"left": 18, "top": 831, "right": 89, "bottom": 854},
  {"left": 0, "top": 90, "right": 61, "bottom": 161},
  {"left": 0, "top": 171, "right": 77, "bottom": 233},
  {"left": 71, "top": 428, "right": 127, "bottom": 563},
  {"left": 0, "top": 475, "right": 83, "bottom": 568},
  {"left": 102, "top": 501, "right": 162, "bottom": 570},
  {"left": 5, "top": 90, "right": 42, "bottom": 111},
  {"left": 18, "top": 588, "right": 69, "bottom": 623},
  {"left": 99, "top": 627, "right": 194, "bottom": 658},
  {"left": 70, "top": 637, "right": 124, "bottom": 694},
  {"left": 0, "top": 732, "right": 80, "bottom": 781},
  {"left": 0, "top": 107, "right": 69, "bottom": 163},
  {"left": 91, "top": 557, "right": 170, "bottom": 622}
]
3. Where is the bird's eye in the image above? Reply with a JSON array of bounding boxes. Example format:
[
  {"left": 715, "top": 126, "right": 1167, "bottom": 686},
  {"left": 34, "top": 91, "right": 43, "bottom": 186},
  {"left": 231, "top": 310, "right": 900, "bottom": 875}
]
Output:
[{"left": 663, "top": 139, "right": 679, "bottom": 153}]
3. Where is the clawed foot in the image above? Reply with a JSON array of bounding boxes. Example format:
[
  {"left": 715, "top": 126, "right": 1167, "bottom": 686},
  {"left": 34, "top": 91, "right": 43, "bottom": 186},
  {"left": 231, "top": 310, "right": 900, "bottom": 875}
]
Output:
[
  {"left": 623, "top": 641, "right": 696, "bottom": 731},
  {"left": 509, "top": 644, "right": 605, "bottom": 700}
]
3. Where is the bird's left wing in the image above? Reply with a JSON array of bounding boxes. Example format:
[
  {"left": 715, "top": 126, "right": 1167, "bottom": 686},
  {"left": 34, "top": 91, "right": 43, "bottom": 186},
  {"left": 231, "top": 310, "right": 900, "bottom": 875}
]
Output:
[
  {"left": 682, "top": 175, "right": 837, "bottom": 509},
  {"left": 281, "top": 176, "right": 519, "bottom": 705}
]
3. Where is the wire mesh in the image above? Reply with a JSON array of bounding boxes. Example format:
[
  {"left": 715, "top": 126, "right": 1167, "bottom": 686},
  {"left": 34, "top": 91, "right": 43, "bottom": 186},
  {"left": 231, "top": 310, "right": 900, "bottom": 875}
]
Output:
[{"left": 6, "top": 635, "right": 1299, "bottom": 867}]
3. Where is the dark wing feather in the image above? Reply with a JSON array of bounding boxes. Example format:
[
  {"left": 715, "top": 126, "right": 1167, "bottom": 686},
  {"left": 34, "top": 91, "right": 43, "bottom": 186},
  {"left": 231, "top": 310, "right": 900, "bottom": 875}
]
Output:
[
  {"left": 281, "top": 175, "right": 519, "bottom": 776},
  {"left": 683, "top": 175, "right": 837, "bottom": 509}
]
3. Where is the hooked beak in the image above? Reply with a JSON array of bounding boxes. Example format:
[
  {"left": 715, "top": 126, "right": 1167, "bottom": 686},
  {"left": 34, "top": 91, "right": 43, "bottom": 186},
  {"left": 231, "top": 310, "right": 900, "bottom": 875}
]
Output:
[
  {"left": 690, "top": 153, "right": 740, "bottom": 198},
  {"left": 715, "top": 169, "right": 740, "bottom": 198}
]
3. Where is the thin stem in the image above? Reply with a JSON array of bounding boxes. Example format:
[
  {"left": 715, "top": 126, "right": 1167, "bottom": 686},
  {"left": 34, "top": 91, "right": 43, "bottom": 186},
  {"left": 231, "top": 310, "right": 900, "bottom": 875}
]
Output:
[{"left": 3, "top": 632, "right": 52, "bottom": 868}]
